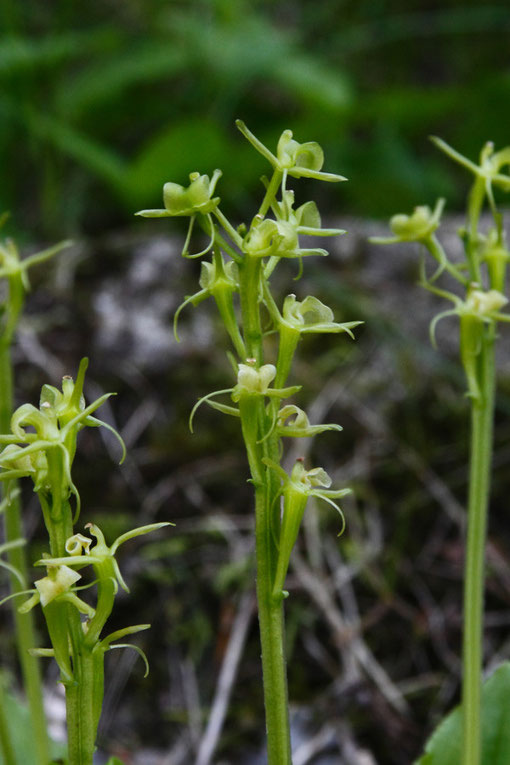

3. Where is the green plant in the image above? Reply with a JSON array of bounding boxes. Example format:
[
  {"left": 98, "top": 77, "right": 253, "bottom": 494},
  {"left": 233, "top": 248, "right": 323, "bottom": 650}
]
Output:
[
  {"left": 0, "top": 217, "right": 70, "bottom": 765},
  {"left": 0, "top": 357, "right": 170, "bottom": 765},
  {"left": 137, "top": 120, "right": 360, "bottom": 763},
  {"left": 373, "top": 138, "right": 510, "bottom": 765}
]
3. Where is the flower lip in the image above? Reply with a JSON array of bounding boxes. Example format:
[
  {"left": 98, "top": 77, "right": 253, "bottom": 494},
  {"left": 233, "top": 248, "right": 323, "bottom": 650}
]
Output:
[{"left": 35, "top": 564, "right": 81, "bottom": 607}]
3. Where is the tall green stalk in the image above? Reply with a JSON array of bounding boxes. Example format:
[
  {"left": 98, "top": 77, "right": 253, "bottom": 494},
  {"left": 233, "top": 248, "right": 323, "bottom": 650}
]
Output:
[
  {"left": 462, "top": 330, "right": 495, "bottom": 765},
  {"left": 237, "top": 253, "right": 292, "bottom": 762},
  {"left": 137, "top": 121, "right": 359, "bottom": 762}
]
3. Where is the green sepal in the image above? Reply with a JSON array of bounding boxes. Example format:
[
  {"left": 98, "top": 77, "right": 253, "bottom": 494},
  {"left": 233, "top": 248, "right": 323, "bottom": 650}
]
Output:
[
  {"left": 110, "top": 523, "right": 172, "bottom": 554},
  {"left": 28, "top": 648, "right": 55, "bottom": 658},
  {"left": 460, "top": 312, "right": 484, "bottom": 401},
  {"left": 41, "top": 601, "right": 74, "bottom": 684},
  {"left": 98, "top": 623, "right": 151, "bottom": 649},
  {"left": 206, "top": 400, "right": 240, "bottom": 417},
  {"left": 272, "top": 488, "right": 308, "bottom": 601}
]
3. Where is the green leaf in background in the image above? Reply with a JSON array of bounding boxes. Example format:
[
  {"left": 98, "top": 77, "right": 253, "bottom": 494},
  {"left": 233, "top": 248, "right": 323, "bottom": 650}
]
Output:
[
  {"left": 273, "top": 54, "right": 353, "bottom": 113},
  {"left": 0, "top": 681, "right": 65, "bottom": 765},
  {"left": 126, "top": 117, "right": 265, "bottom": 208},
  {"left": 56, "top": 44, "right": 190, "bottom": 119},
  {"left": 0, "top": 31, "right": 116, "bottom": 76},
  {"left": 416, "top": 662, "right": 510, "bottom": 764}
]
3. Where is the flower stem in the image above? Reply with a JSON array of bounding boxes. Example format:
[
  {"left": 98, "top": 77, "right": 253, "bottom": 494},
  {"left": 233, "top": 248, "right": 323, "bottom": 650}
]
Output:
[
  {"left": 0, "top": 340, "right": 49, "bottom": 765},
  {"left": 254, "top": 481, "right": 292, "bottom": 765},
  {"left": 65, "top": 643, "right": 95, "bottom": 765},
  {"left": 461, "top": 328, "right": 495, "bottom": 765},
  {"left": 237, "top": 255, "right": 292, "bottom": 764}
]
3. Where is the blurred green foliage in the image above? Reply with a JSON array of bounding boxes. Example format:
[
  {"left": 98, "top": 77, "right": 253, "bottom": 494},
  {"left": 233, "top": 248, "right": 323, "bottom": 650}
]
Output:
[{"left": 1, "top": 0, "right": 510, "bottom": 236}]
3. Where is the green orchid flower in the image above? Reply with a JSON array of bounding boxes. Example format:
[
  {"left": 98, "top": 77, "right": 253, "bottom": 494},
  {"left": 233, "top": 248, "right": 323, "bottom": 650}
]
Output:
[
  {"left": 0, "top": 224, "right": 70, "bottom": 344},
  {"left": 263, "top": 458, "right": 350, "bottom": 600},
  {"left": 135, "top": 171, "right": 223, "bottom": 259},
  {"left": 275, "top": 404, "right": 342, "bottom": 439},
  {"left": 135, "top": 170, "right": 222, "bottom": 219},
  {"left": 236, "top": 121, "right": 346, "bottom": 183},
  {"left": 428, "top": 282, "right": 510, "bottom": 400},
  {"left": 172, "top": 248, "right": 245, "bottom": 358},
  {"left": 370, "top": 198, "right": 445, "bottom": 246},
  {"left": 35, "top": 522, "right": 171, "bottom": 597},
  {"left": 0, "top": 359, "right": 126, "bottom": 519}
]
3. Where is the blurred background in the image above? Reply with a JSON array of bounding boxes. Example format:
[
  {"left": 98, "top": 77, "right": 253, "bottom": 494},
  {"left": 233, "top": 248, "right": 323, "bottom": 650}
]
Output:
[
  {"left": 2, "top": 1, "right": 510, "bottom": 763},
  {"left": 2, "top": 0, "right": 510, "bottom": 237}
]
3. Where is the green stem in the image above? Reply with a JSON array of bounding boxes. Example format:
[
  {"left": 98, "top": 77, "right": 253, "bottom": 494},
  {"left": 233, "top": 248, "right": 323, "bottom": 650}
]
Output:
[
  {"left": 43, "top": 496, "right": 95, "bottom": 765},
  {"left": 461, "top": 329, "right": 495, "bottom": 765},
  {"left": 65, "top": 616, "right": 95, "bottom": 765},
  {"left": 0, "top": 341, "right": 50, "bottom": 765},
  {"left": 237, "top": 255, "right": 292, "bottom": 763},
  {"left": 254, "top": 481, "right": 292, "bottom": 765},
  {"left": 259, "top": 170, "right": 283, "bottom": 218},
  {"left": 238, "top": 256, "right": 263, "bottom": 363}
]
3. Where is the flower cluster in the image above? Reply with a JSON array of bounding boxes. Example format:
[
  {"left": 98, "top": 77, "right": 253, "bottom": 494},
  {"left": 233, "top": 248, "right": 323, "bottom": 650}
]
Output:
[
  {"left": 0, "top": 215, "right": 70, "bottom": 345},
  {"left": 374, "top": 137, "right": 510, "bottom": 402},
  {"left": 0, "top": 358, "right": 125, "bottom": 518},
  {"left": 138, "top": 121, "right": 359, "bottom": 604}
]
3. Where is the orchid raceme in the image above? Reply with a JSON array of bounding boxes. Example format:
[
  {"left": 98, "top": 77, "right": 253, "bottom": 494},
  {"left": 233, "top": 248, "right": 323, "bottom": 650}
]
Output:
[
  {"left": 0, "top": 362, "right": 168, "bottom": 765},
  {"left": 137, "top": 120, "right": 359, "bottom": 765},
  {"left": 373, "top": 138, "right": 510, "bottom": 765}
]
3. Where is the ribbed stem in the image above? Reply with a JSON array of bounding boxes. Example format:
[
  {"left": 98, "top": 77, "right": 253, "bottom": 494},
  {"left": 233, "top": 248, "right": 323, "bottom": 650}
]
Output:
[
  {"left": 461, "top": 330, "right": 495, "bottom": 765},
  {"left": 254, "top": 480, "right": 292, "bottom": 765},
  {"left": 65, "top": 644, "right": 95, "bottom": 765},
  {"left": 237, "top": 255, "right": 292, "bottom": 764}
]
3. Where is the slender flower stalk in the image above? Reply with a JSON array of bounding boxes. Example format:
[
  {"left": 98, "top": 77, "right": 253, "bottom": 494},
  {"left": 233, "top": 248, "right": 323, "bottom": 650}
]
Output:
[
  {"left": 137, "top": 121, "right": 359, "bottom": 763},
  {"left": 373, "top": 138, "right": 510, "bottom": 765}
]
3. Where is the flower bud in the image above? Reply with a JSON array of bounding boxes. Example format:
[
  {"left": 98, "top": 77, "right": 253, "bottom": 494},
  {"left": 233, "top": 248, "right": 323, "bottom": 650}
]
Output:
[
  {"left": 237, "top": 362, "right": 276, "bottom": 395},
  {"left": 465, "top": 288, "right": 508, "bottom": 316}
]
